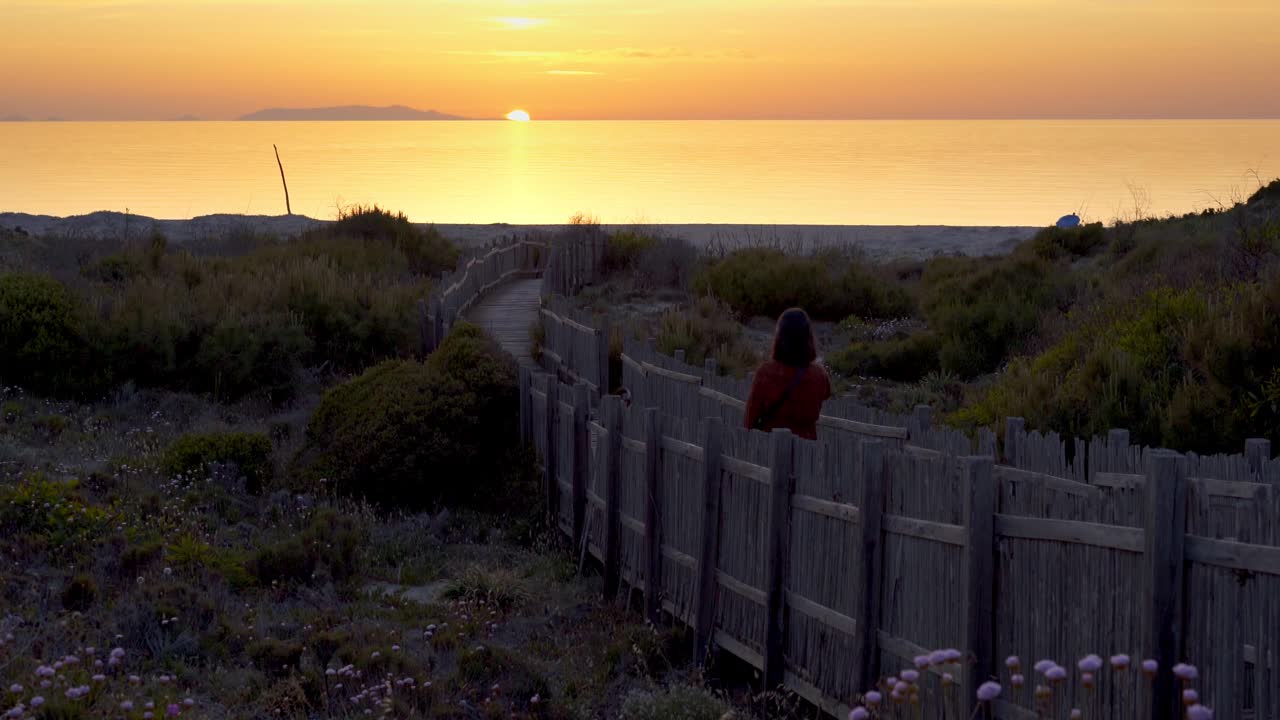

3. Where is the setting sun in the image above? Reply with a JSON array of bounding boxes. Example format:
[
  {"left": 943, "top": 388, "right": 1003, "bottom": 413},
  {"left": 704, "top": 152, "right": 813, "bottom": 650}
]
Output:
[{"left": 506, "top": 109, "right": 531, "bottom": 122}]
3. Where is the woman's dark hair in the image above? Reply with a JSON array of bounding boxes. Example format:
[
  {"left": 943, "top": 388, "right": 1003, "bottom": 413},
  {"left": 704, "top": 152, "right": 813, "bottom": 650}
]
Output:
[{"left": 771, "top": 308, "right": 817, "bottom": 368}]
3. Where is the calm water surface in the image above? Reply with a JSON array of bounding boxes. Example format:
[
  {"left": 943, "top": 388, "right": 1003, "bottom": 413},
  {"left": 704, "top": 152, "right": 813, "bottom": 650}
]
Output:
[{"left": 1, "top": 120, "right": 1277, "bottom": 225}]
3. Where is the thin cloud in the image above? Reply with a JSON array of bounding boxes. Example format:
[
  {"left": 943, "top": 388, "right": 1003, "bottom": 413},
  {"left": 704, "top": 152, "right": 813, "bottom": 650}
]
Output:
[
  {"left": 493, "top": 16, "right": 549, "bottom": 30},
  {"left": 547, "top": 70, "right": 603, "bottom": 75}
]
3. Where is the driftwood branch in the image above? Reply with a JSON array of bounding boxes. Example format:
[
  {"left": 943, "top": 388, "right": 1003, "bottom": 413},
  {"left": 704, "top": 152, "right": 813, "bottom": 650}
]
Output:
[{"left": 273, "top": 144, "right": 292, "bottom": 215}]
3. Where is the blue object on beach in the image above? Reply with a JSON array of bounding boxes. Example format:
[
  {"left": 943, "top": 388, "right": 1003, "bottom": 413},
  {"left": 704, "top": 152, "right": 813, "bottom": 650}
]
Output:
[{"left": 1056, "top": 213, "right": 1081, "bottom": 229}]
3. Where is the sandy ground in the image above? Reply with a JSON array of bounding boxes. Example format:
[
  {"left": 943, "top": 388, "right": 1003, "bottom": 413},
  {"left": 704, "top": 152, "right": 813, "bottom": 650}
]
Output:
[{"left": 0, "top": 210, "right": 1037, "bottom": 260}]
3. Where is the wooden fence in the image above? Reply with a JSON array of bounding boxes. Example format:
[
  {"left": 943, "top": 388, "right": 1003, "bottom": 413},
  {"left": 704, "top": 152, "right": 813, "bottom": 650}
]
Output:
[
  {"left": 522, "top": 304, "right": 1280, "bottom": 720},
  {"left": 420, "top": 235, "right": 548, "bottom": 353},
  {"left": 539, "top": 222, "right": 607, "bottom": 300}
]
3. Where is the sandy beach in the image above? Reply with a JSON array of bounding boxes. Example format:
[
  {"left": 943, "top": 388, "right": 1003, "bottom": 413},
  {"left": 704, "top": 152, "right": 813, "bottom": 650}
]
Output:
[{"left": 0, "top": 211, "right": 1037, "bottom": 261}]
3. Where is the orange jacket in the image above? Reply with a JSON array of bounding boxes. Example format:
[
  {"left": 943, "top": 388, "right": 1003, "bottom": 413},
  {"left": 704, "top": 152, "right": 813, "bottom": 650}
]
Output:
[{"left": 743, "top": 360, "right": 832, "bottom": 440}]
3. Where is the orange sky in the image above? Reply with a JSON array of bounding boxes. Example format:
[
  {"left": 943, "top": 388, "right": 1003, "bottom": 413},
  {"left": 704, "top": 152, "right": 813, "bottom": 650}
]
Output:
[{"left": 3, "top": 0, "right": 1279, "bottom": 120}]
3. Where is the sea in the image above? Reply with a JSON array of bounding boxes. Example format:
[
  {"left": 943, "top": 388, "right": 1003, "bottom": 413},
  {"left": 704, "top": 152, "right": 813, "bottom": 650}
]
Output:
[{"left": 1, "top": 120, "right": 1277, "bottom": 226}]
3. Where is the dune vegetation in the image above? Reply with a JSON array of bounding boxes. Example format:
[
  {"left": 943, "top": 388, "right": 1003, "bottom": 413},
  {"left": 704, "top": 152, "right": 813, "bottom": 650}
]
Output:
[
  {"left": 593, "top": 179, "right": 1280, "bottom": 454},
  {"left": 0, "top": 208, "right": 733, "bottom": 719}
]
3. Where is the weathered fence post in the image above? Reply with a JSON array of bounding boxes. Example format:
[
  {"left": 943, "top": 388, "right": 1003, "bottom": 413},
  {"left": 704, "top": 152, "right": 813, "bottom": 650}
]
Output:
[
  {"left": 431, "top": 297, "right": 444, "bottom": 352},
  {"left": 855, "top": 439, "right": 886, "bottom": 693},
  {"left": 1245, "top": 438, "right": 1271, "bottom": 477},
  {"left": 703, "top": 358, "right": 718, "bottom": 381},
  {"left": 1004, "top": 417, "right": 1025, "bottom": 467},
  {"left": 962, "top": 455, "right": 996, "bottom": 705},
  {"left": 694, "top": 416, "right": 724, "bottom": 665},
  {"left": 544, "top": 376, "right": 559, "bottom": 523},
  {"left": 1144, "top": 450, "right": 1188, "bottom": 720},
  {"left": 443, "top": 308, "right": 457, "bottom": 337},
  {"left": 598, "top": 314, "right": 612, "bottom": 396},
  {"left": 518, "top": 366, "right": 530, "bottom": 446},
  {"left": 763, "top": 428, "right": 796, "bottom": 691},
  {"left": 674, "top": 349, "right": 686, "bottom": 365},
  {"left": 417, "top": 299, "right": 430, "bottom": 357},
  {"left": 602, "top": 396, "right": 624, "bottom": 598},
  {"left": 912, "top": 405, "right": 932, "bottom": 439},
  {"left": 572, "top": 383, "right": 590, "bottom": 551},
  {"left": 643, "top": 407, "right": 663, "bottom": 624},
  {"left": 1108, "top": 428, "right": 1131, "bottom": 473}
]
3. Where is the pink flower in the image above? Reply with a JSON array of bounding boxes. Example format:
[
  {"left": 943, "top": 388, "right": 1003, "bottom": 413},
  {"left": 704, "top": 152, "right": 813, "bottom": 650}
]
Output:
[
  {"left": 913, "top": 655, "right": 930, "bottom": 669},
  {"left": 144, "top": 713, "right": 155, "bottom": 720},
  {"left": 6, "top": 686, "right": 19, "bottom": 695},
  {"left": 850, "top": 708, "right": 870, "bottom": 720},
  {"left": 863, "top": 691, "right": 882, "bottom": 706},
  {"left": 900, "top": 670, "right": 919, "bottom": 683},
  {"left": 1141, "top": 659, "right": 1158, "bottom": 675},
  {"left": 35, "top": 666, "right": 55, "bottom": 678},
  {"left": 110, "top": 648, "right": 125, "bottom": 659},
  {"left": 943, "top": 648, "right": 963, "bottom": 662},
  {"left": 121, "top": 701, "right": 135, "bottom": 711},
  {"left": 1187, "top": 705, "right": 1214, "bottom": 720},
  {"left": 1082, "top": 672, "right": 1096, "bottom": 688},
  {"left": 1173, "top": 663, "right": 1198, "bottom": 681},
  {"left": 893, "top": 681, "right": 908, "bottom": 694},
  {"left": 183, "top": 699, "right": 195, "bottom": 707},
  {"left": 1034, "top": 659, "right": 1055, "bottom": 674},
  {"left": 29, "top": 697, "right": 44, "bottom": 709},
  {"left": 92, "top": 674, "right": 106, "bottom": 682},
  {"left": 1070, "top": 710, "right": 1081, "bottom": 720},
  {"left": 1011, "top": 673, "right": 1025, "bottom": 688},
  {"left": 929, "top": 650, "right": 948, "bottom": 665},
  {"left": 942, "top": 673, "right": 955, "bottom": 686},
  {"left": 1183, "top": 689, "right": 1199, "bottom": 704},
  {"left": 976, "top": 681, "right": 1002, "bottom": 701},
  {"left": 1110, "top": 654, "right": 1131, "bottom": 670},
  {"left": 1046, "top": 666, "right": 1067, "bottom": 682},
  {"left": 1006, "top": 655, "right": 1021, "bottom": 669},
  {"left": 1078, "top": 655, "right": 1103, "bottom": 673},
  {"left": 167, "top": 703, "right": 181, "bottom": 716}
]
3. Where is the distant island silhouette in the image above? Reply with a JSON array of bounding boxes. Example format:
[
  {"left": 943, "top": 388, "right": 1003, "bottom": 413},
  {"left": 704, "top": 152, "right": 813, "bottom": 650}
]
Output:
[{"left": 240, "top": 105, "right": 471, "bottom": 121}]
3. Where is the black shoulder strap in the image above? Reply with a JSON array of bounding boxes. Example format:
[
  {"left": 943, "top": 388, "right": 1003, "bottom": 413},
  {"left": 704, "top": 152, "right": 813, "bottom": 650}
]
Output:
[{"left": 753, "top": 367, "right": 807, "bottom": 430}]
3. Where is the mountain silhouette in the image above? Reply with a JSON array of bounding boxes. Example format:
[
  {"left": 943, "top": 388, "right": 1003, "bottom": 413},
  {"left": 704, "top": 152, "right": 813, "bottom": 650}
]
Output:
[{"left": 240, "top": 105, "right": 469, "bottom": 121}]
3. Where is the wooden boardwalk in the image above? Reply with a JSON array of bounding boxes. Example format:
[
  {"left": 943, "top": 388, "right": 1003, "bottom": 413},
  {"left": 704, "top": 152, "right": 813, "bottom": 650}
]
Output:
[{"left": 464, "top": 276, "right": 542, "bottom": 367}]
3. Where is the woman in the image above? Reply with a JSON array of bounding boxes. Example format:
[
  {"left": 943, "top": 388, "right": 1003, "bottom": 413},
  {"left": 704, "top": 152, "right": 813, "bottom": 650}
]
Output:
[{"left": 743, "top": 308, "right": 831, "bottom": 440}]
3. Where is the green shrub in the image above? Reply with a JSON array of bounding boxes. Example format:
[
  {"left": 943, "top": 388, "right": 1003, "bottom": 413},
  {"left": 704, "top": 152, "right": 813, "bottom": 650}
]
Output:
[
  {"left": 604, "top": 231, "right": 657, "bottom": 274},
  {"left": 0, "top": 475, "right": 111, "bottom": 559},
  {"left": 61, "top": 574, "right": 98, "bottom": 612},
  {"left": 6, "top": 207, "right": 442, "bottom": 404},
  {"left": 0, "top": 273, "right": 104, "bottom": 397},
  {"left": 248, "top": 638, "right": 304, "bottom": 679},
  {"left": 954, "top": 283, "right": 1280, "bottom": 453},
  {"left": 163, "top": 431, "right": 274, "bottom": 492},
  {"left": 332, "top": 204, "right": 458, "bottom": 276},
  {"left": 921, "top": 255, "right": 1068, "bottom": 378},
  {"left": 654, "top": 297, "right": 758, "bottom": 377},
  {"left": 295, "top": 323, "right": 521, "bottom": 510},
  {"left": 829, "top": 332, "right": 941, "bottom": 382},
  {"left": 695, "top": 248, "right": 911, "bottom": 321},
  {"left": 1029, "top": 223, "right": 1107, "bottom": 260},
  {"left": 620, "top": 686, "right": 729, "bottom": 720}
]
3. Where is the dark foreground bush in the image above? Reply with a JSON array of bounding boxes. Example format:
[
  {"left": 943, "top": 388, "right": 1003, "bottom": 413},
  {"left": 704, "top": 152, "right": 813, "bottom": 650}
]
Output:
[
  {"left": 163, "top": 431, "right": 274, "bottom": 492},
  {"left": 295, "top": 323, "right": 522, "bottom": 509},
  {"left": 0, "top": 273, "right": 105, "bottom": 397},
  {"left": 829, "top": 332, "right": 941, "bottom": 383}
]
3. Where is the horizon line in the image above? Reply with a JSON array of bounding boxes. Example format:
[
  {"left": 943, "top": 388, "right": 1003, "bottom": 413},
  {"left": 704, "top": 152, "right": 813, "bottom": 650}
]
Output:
[{"left": 4, "top": 116, "right": 1280, "bottom": 122}]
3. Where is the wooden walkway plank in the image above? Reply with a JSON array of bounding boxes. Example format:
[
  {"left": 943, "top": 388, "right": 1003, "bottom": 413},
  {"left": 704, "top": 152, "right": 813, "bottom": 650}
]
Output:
[{"left": 464, "top": 277, "right": 543, "bottom": 367}]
